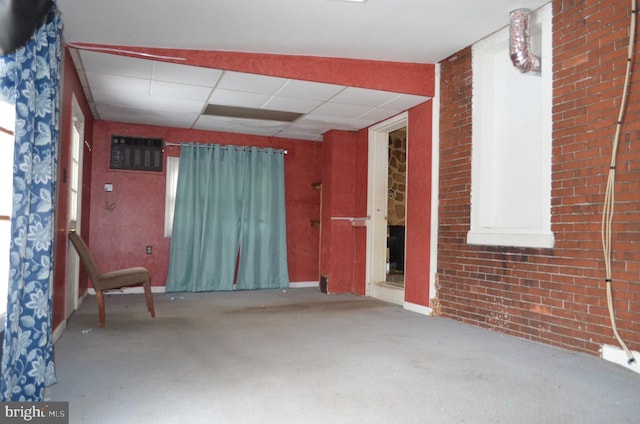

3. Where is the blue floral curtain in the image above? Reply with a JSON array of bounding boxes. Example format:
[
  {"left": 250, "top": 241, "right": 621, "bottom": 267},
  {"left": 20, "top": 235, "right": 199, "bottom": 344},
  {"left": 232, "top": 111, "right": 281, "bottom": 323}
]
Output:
[
  {"left": 0, "top": 9, "right": 62, "bottom": 401},
  {"left": 166, "top": 144, "right": 289, "bottom": 292}
]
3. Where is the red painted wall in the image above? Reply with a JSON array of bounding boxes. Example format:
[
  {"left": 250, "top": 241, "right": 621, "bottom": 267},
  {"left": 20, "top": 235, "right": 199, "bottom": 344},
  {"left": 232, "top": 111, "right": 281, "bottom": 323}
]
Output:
[
  {"left": 353, "top": 130, "right": 369, "bottom": 295},
  {"left": 320, "top": 130, "right": 360, "bottom": 293},
  {"left": 52, "top": 48, "right": 95, "bottom": 329},
  {"left": 405, "top": 101, "right": 433, "bottom": 306},
  {"left": 438, "top": 0, "right": 640, "bottom": 355},
  {"left": 89, "top": 122, "right": 322, "bottom": 286},
  {"left": 320, "top": 101, "right": 433, "bottom": 302}
]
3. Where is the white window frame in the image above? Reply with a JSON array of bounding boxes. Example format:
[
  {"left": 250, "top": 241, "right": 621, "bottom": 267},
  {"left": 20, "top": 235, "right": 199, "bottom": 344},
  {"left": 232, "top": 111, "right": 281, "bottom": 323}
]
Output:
[
  {"left": 164, "top": 156, "right": 180, "bottom": 238},
  {"left": 468, "top": 3, "right": 554, "bottom": 249},
  {"left": 0, "top": 101, "right": 16, "bottom": 331}
]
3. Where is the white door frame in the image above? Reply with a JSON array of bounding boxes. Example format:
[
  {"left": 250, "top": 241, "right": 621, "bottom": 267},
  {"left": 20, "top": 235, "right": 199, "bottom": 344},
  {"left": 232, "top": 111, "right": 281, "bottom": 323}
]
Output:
[
  {"left": 65, "top": 95, "right": 84, "bottom": 319},
  {"left": 366, "top": 112, "right": 407, "bottom": 305}
]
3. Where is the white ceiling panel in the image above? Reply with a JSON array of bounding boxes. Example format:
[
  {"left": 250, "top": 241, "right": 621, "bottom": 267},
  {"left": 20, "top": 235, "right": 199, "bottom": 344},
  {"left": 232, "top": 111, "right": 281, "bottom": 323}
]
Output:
[
  {"left": 85, "top": 73, "right": 151, "bottom": 95},
  {"left": 80, "top": 51, "right": 152, "bottom": 78},
  {"left": 193, "top": 115, "right": 242, "bottom": 133},
  {"left": 217, "top": 72, "right": 289, "bottom": 95},
  {"left": 152, "top": 62, "right": 223, "bottom": 86},
  {"left": 288, "top": 120, "right": 336, "bottom": 133},
  {"left": 149, "top": 81, "right": 213, "bottom": 102},
  {"left": 301, "top": 114, "right": 375, "bottom": 132},
  {"left": 278, "top": 80, "right": 346, "bottom": 101},
  {"left": 262, "top": 96, "right": 324, "bottom": 114},
  {"left": 331, "top": 87, "right": 400, "bottom": 108},
  {"left": 311, "top": 102, "right": 375, "bottom": 119},
  {"left": 359, "top": 108, "right": 406, "bottom": 123},
  {"left": 383, "top": 94, "right": 433, "bottom": 111},
  {"left": 208, "top": 89, "right": 273, "bottom": 109},
  {"left": 280, "top": 134, "right": 323, "bottom": 142}
]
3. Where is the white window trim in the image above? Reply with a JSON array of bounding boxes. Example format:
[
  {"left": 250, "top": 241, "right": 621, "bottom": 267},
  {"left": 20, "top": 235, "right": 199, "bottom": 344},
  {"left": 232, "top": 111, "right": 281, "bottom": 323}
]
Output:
[
  {"left": 468, "top": 3, "right": 554, "bottom": 249},
  {"left": 164, "top": 156, "right": 180, "bottom": 238},
  {"left": 0, "top": 100, "right": 16, "bottom": 331}
]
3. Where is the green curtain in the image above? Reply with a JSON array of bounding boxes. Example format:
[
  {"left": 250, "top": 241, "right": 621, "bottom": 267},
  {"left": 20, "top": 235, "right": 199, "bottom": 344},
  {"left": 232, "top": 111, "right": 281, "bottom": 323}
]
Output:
[
  {"left": 236, "top": 147, "right": 289, "bottom": 290},
  {"left": 166, "top": 143, "right": 289, "bottom": 292}
]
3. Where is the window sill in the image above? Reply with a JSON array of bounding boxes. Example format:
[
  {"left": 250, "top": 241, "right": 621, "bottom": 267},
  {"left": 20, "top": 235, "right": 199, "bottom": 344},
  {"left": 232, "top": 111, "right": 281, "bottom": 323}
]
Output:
[{"left": 467, "top": 230, "right": 555, "bottom": 249}]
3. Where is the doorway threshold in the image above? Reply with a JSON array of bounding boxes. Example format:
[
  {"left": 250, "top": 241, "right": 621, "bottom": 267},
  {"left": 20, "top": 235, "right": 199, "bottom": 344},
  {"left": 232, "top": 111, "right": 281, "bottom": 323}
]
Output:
[{"left": 369, "top": 281, "right": 404, "bottom": 306}]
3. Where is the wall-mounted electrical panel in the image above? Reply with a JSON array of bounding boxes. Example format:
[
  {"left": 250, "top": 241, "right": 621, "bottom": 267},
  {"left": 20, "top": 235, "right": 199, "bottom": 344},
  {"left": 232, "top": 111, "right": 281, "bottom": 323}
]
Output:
[{"left": 110, "top": 135, "right": 163, "bottom": 172}]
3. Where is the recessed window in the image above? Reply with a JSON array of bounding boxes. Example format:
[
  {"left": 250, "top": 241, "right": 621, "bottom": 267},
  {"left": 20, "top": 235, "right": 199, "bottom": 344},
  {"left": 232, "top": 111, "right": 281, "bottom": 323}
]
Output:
[{"left": 468, "top": 4, "right": 554, "bottom": 249}]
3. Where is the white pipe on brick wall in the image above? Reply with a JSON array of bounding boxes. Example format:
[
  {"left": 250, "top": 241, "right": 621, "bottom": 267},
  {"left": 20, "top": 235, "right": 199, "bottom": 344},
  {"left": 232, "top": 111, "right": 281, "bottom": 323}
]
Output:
[{"left": 601, "top": 0, "right": 637, "bottom": 365}]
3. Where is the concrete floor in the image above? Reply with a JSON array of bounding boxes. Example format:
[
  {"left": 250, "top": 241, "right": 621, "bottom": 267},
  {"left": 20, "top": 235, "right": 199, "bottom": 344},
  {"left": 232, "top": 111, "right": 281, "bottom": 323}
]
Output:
[{"left": 48, "top": 288, "right": 639, "bottom": 423}]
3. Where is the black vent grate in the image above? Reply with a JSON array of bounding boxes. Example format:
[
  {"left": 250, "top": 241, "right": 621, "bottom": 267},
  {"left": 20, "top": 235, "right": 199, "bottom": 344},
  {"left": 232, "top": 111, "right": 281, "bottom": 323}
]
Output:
[{"left": 110, "top": 135, "right": 163, "bottom": 172}]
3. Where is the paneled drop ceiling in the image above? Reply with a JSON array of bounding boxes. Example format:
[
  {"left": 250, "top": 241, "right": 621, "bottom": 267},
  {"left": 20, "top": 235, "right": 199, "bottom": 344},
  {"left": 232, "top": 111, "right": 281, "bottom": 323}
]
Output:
[
  {"left": 59, "top": 0, "right": 551, "bottom": 141},
  {"left": 71, "top": 50, "right": 429, "bottom": 141}
]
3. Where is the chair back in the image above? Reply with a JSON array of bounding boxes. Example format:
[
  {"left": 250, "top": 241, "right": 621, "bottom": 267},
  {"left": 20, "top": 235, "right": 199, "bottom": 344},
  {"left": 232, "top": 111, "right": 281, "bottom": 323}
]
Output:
[{"left": 68, "top": 231, "right": 102, "bottom": 286}]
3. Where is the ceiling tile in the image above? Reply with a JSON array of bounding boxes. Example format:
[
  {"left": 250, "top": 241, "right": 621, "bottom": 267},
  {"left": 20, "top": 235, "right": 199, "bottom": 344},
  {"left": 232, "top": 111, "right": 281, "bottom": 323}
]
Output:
[
  {"left": 150, "top": 80, "right": 212, "bottom": 102},
  {"left": 331, "top": 87, "right": 399, "bottom": 107},
  {"left": 310, "top": 102, "right": 373, "bottom": 119},
  {"left": 302, "top": 114, "right": 373, "bottom": 131},
  {"left": 383, "top": 94, "right": 431, "bottom": 110},
  {"left": 217, "top": 71, "right": 288, "bottom": 95},
  {"left": 90, "top": 88, "right": 147, "bottom": 107},
  {"left": 358, "top": 107, "right": 404, "bottom": 122},
  {"left": 262, "top": 96, "right": 323, "bottom": 114},
  {"left": 234, "top": 119, "right": 289, "bottom": 131},
  {"left": 85, "top": 72, "right": 151, "bottom": 95},
  {"left": 95, "top": 103, "right": 158, "bottom": 120},
  {"left": 208, "top": 89, "right": 272, "bottom": 108},
  {"left": 152, "top": 61, "right": 223, "bottom": 86},
  {"left": 287, "top": 118, "right": 335, "bottom": 134},
  {"left": 94, "top": 91, "right": 205, "bottom": 114},
  {"left": 140, "top": 96, "right": 205, "bottom": 114},
  {"left": 140, "top": 116, "right": 198, "bottom": 129},
  {"left": 277, "top": 80, "right": 346, "bottom": 101},
  {"left": 193, "top": 115, "right": 242, "bottom": 132},
  {"left": 277, "top": 130, "right": 323, "bottom": 141},
  {"left": 79, "top": 50, "right": 152, "bottom": 79}
]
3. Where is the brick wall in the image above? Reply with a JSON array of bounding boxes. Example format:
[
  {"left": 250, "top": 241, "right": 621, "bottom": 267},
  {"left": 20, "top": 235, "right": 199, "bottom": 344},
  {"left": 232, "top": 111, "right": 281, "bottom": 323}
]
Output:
[{"left": 437, "top": 0, "right": 640, "bottom": 355}]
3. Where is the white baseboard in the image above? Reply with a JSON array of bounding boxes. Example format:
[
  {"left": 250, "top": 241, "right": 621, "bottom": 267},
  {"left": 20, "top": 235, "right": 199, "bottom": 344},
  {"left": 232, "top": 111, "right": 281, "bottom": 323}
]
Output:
[
  {"left": 289, "top": 281, "right": 318, "bottom": 288},
  {"left": 52, "top": 320, "right": 66, "bottom": 343},
  {"left": 404, "top": 301, "right": 433, "bottom": 316},
  {"left": 601, "top": 344, "right": 640, "bottom": 374}
]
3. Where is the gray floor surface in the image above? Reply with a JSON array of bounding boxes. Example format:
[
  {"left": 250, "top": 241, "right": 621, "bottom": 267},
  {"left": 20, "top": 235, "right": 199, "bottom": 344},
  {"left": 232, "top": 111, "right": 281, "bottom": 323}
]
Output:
[{"left": 47, "top": 288, "right": 639, "bottom": 424}]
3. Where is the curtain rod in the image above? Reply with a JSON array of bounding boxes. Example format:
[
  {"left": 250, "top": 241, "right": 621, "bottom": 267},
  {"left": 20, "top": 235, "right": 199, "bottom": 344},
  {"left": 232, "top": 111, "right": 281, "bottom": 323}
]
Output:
[{"left": 164, "top": 141, "right": 287, "bottom": 155}]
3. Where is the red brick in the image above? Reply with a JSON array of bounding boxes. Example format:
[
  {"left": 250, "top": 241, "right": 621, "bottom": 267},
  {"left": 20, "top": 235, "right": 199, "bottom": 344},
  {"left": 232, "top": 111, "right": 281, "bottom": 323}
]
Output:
[{"left": 438, "top": 0, "right": 640, "bottom": 357}]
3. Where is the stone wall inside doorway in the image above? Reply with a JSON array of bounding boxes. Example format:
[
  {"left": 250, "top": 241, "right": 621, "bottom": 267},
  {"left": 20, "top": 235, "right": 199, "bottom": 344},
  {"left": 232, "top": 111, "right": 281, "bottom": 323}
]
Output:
[{"left": 388, "top": 128, "right": 406, "bottom": 226}]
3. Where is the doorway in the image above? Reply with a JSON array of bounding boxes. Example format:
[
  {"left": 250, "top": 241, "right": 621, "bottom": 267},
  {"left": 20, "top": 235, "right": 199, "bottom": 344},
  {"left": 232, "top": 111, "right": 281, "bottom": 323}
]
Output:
[
  {"left": 366, "top": 113, "right": 407, "bottom": 305},
  {"left": 65, "top": 96, "right": 84, "bottom": 320},
  {"left": 386, "top": 128, "right": 406, "bottom": 287}
]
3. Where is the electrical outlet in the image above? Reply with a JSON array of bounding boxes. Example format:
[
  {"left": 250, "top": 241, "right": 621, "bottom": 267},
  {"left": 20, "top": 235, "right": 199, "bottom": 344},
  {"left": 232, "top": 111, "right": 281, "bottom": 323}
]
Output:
[{"left": 146, "top": 245, "right": 152, "bottom": 254}]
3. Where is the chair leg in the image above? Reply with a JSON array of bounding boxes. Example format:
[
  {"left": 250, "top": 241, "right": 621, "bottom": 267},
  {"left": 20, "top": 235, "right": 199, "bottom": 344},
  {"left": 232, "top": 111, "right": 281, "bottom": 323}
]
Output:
[
  {"left": 143, "top": 280, "right": 156, "bottom": 318},
  {"left": 96, "top": 290, "right": 106, "bottom": 328}
]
